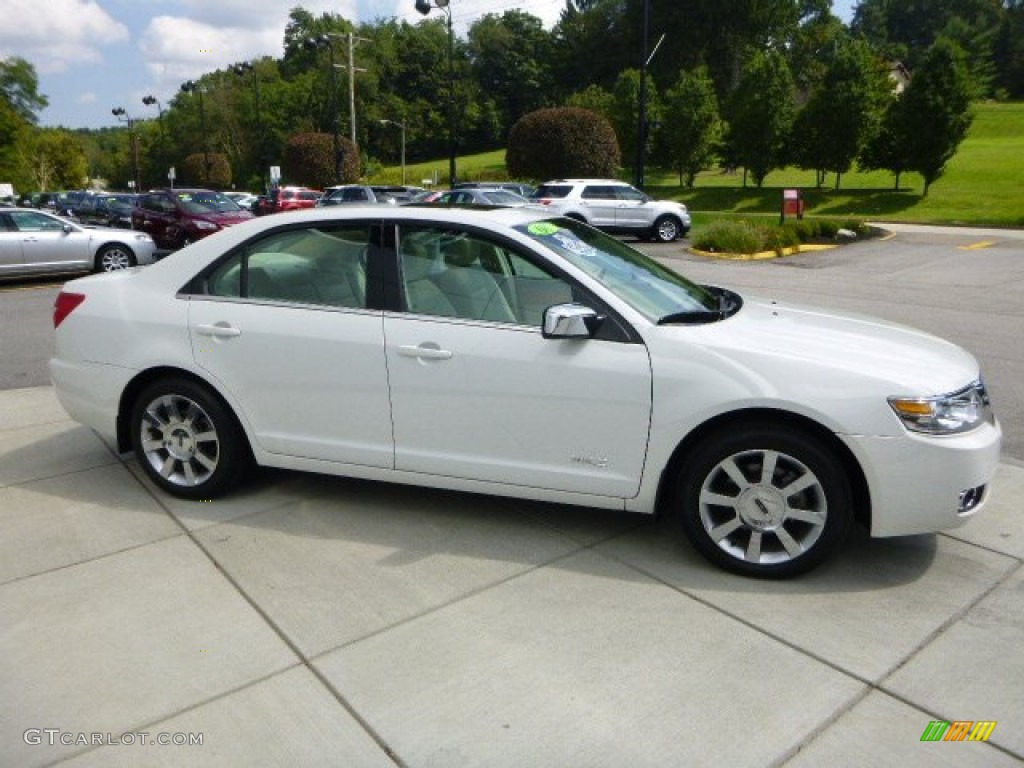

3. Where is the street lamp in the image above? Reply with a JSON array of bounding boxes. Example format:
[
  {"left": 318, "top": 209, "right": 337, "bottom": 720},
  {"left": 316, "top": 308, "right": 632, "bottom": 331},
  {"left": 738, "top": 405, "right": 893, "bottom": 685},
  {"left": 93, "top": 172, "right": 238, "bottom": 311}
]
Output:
[
  {"left": 233, "top": 61, "right": 267, "bottom": 192},
  {"left": 111, "top": 107, "right": 140, "bottom": 192},
  {"left": 414, "top": 0, "right": 456, "bottom": 185},
  {"left": 379, "top": 119, "right": 407, "bottom": 184},
  {"left": 304, "top": 34, "right": 344, "bottom": 184},
  {"left": 180, "top": 80, "right": 211, "bottom": 184}
]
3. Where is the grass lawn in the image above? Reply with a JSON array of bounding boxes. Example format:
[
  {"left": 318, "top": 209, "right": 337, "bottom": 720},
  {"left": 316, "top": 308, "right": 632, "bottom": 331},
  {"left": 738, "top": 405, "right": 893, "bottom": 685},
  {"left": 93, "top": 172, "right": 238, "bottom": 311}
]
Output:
[{"left": 369, "top": 101, "right": 1024, "bottom": 228}]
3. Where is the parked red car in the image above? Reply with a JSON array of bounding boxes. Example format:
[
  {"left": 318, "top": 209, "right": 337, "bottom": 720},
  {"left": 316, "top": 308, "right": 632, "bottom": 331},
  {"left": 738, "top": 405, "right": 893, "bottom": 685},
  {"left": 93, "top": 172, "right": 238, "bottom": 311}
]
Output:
[
  {"left": 256, "top": 186, "right": 322, "bottom": 215},
  {"left": 131, "top": 189, "right": 254, "bottom": 250}
]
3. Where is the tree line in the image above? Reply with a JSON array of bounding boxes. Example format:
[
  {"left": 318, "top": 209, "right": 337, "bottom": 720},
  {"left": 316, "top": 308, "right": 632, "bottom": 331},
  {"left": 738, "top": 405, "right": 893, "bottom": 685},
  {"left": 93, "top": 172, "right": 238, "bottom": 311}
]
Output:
[{"left": 1, "top": 0, "right": 1020, "bottom": 196}]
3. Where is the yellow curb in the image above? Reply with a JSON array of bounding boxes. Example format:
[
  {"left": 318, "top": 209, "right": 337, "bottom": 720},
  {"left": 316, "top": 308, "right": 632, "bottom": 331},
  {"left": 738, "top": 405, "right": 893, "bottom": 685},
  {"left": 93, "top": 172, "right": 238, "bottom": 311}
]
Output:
[{"left": 690, "top": 243, "right": 839, "bottom": 261}]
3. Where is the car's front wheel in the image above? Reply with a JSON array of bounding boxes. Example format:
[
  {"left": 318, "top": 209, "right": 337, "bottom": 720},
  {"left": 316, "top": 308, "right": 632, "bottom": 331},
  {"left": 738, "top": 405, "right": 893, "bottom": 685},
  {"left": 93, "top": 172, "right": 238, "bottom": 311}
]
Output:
[
  {"left": 95, "top": 244, "right": 136, "bottom": 272},
  {"left": 652, "top": 215, "right": 683, "bottom": 243},
  {"left": 673, "top": 423, "right": 853, "bottom": 578},
  {"left": 131, "top": 378, "right": 250, "bottom": 499}
]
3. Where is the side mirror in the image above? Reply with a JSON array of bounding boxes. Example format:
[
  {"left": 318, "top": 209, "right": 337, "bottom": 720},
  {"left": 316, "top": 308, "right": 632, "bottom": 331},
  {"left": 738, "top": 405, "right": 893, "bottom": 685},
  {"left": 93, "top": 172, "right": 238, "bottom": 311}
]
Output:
[
  {"left": 62, "top": 223, "right": 74, "bottom": 234},
  {"left": 542, "top": 303, "right": 604, "bottom": 339}
]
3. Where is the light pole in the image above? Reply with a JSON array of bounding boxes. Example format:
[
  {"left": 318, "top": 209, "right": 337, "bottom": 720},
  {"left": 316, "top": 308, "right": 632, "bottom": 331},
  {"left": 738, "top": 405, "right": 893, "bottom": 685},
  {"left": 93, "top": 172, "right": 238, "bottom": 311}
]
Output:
[
  {"left": 141, "top": 95, "right": 164, "bottom": 136},
  {"left": 379, "top": 119, "right": 407, "bottom": 184},
  {"left": 233, "top": 61, "right": 267, "bottom": 192},
  {"left": 180, "top": 80, "right": 211, "bottom": 185},
  {"left": 141, "top": 95, "right": 166, "bottom": 189},
  {"left": 111, "top": 107, "right": 140, "bottom": 192},
  {"left": 304, "top": 34, "right": 344, "bottom": 184},
  {"left": 414, "top": 0, "right": 456, "bottom": 185}
]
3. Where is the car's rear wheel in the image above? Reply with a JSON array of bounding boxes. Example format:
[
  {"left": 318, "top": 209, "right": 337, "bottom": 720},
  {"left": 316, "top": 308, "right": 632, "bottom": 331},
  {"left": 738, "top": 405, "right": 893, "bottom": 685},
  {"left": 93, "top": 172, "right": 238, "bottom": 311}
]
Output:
[
  {"left": 652, "top": 215, "right": 682, "bottom": 243},
  {"left": 95, "top": 244, "right": 136, "bottom": 272},
  {"left": 673, "top": 423, "right": 853, "bottom": 578},
  {"left": 131, "top": 378, "right": 250, "bottom": 499}
]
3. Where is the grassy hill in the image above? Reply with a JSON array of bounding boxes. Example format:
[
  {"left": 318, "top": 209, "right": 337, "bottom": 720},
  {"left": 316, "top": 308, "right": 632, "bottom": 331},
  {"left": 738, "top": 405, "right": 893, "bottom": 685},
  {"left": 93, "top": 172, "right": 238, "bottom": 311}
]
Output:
[{"left": 370, "top": 101, "right": 1024, "bottom": 228}]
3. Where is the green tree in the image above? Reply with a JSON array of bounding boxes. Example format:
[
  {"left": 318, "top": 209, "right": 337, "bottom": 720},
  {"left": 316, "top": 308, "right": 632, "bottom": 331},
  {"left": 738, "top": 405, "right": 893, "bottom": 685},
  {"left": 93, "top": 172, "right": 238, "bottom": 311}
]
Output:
[
  {"left": 790, "top": 40, "right": 892, "bottom": 188},
  {"left": 0, "top": 57, "right": 48, "bottom": 190},
  {"left": 506, "top": 107, "right": 620, "bottom": 180},
  {"left": 19, "top": 128, "right": 88, "bottom": 190},
  {"left": 659, "top": 67, "right": 721, "bottom": 187},
  {"left": 723, "top": 50, "right": 796, "bottom": 187},
  {"left": 566, "top": 84, "right": 614, "bottom": 121},
  {"left": 610, "top": 69, "right": 660, "bottom": 178},
  {"left": 858, "top": 97, "right": 911, "bottom": 190},
  {"left": 902, "top": 39, "right": 975, "bottom": 195},
  {"left": 468, "top": 11, "right": 554, "bottom": 139}
]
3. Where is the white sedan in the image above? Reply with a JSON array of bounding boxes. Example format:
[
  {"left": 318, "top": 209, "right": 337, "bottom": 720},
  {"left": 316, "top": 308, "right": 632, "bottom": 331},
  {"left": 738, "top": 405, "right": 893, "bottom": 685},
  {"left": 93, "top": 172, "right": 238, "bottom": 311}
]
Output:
[
  {"left": 0, "top": 207, "right": 158, "bottom": 278},
  {"left": 50, "top": 206, "right": 1001, "bottom": 577}
]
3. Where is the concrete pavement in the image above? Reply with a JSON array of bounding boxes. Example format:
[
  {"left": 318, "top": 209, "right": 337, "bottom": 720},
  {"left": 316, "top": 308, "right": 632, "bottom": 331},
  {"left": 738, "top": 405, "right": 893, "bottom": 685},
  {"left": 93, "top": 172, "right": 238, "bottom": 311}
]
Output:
[{"left": 1, "top": 385, "right": 1022, "bottom": 767}]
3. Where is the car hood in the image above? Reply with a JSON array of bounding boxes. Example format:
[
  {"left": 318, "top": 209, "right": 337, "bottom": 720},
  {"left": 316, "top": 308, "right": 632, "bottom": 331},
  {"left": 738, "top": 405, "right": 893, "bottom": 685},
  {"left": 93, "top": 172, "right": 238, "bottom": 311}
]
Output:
[
  {"left": 197, "top": 211, "right": 254, "bottom": 225},
  {"left": 668, "top": 295, "right": 979, "bottom": 397}
]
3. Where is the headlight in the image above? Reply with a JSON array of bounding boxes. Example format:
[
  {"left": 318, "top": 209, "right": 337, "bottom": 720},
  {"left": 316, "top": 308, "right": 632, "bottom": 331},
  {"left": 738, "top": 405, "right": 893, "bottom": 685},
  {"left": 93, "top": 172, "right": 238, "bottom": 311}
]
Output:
[
  {"left": 194, "top": 221, "right": 218, "bottom": 231},
  {"left": 133, "top": 234, "right": 153, "bottom": 243},
  {"left": 889, "top": 380, "right": 993, "bottom": 435}
]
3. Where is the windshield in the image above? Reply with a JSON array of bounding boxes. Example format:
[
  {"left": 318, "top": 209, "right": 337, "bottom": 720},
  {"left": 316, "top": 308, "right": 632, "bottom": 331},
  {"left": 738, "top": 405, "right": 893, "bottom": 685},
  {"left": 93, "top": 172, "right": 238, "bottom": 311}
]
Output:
[
  {"left": 177, "top": 192, "right": 243, "bottom": 214},
  {"left": 516, "top": 218, "right": 717, "bottom": 322}
]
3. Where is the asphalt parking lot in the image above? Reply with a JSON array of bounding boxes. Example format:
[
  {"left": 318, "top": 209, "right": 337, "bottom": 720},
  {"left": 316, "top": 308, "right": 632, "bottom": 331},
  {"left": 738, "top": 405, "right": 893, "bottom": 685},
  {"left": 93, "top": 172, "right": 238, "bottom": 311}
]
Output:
[{"left": 1, "top": 225, "right": 1023, "bottom": 766}]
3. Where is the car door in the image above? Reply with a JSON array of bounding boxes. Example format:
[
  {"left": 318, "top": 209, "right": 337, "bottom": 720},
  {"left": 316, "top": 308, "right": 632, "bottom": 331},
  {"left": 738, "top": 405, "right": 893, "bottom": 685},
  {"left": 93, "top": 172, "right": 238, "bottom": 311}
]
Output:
[
  {"left": 187, "top": 221, "right": 393, "bottom": 467},
  {"left": 7, "top": 210, "right": 91, "bottom": 274},
  {"left": 383, "top": 224, "right": 653, "bottom": 498},
  {"left": 579, "top": 185, "right": 621, "bottom": 228},
  {"left": 613, "top": 184, "right": 653, "bottom": 230},
  {"left": 0, "top": 212, "right": 25, "bottom": 274}
]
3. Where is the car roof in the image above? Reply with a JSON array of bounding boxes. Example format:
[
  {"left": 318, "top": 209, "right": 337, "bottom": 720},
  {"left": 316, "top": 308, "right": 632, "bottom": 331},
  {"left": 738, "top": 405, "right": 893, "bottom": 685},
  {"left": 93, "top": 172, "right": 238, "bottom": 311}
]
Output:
[{"left": 540, "top": 179, "right": 630, "bottom": 186}]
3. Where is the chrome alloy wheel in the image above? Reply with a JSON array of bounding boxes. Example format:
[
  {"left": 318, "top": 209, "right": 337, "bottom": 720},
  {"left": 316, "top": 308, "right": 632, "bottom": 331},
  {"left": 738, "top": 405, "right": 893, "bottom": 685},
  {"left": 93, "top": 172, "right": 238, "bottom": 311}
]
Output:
[
  {"left": 655, "top": 217, "right": 679, "bottom": 242},
  {"left": 697, "top": 448, "right": 827, "bottom": 566},
  {"left": 139, "top": 394, "right": 220, "bottom": 487},
  {"left": 99, "top": 245, "right": 134, "bottom": 271}
]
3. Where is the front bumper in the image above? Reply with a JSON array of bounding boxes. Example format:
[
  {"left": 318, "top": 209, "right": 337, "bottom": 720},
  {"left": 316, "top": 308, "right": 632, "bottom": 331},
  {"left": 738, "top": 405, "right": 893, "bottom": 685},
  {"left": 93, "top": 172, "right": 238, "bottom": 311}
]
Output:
[{"left": 841, "top": 419, "right": 1002, "bottom": 537}]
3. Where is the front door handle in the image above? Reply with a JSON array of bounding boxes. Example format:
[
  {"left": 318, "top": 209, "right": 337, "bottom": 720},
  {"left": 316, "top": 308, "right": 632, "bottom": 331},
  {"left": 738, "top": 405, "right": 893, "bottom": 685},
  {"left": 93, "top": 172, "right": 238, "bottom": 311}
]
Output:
[
  {"left": 195, "top": 323, "right": 242, "bottom": 339},
  {"left": 398, "top": 344, "right": 453, "bottom": 360}
]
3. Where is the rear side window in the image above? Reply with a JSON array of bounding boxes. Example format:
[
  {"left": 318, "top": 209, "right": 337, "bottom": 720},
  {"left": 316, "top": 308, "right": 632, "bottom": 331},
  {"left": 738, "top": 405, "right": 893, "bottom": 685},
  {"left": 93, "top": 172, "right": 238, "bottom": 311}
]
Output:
[
  {"left": 533, "top": 185, "right": 572, "bottom": 199},
  {"left": 203, "top": 225, "right": 373, "bottom": 310}
]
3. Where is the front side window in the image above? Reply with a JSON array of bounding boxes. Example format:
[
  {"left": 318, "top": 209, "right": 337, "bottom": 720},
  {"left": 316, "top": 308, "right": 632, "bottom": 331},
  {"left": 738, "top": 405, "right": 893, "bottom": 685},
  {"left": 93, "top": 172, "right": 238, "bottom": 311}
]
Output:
[
  {"left": 397, "top": 226, "right": 574, "bottom": 326},
  {"left": 204, "top": 225, "right": 372, "bottom": 309},
  {"left": 517, "top": 217, "right": 716, "bottom": 322},
  {"left": 177, "top": 192, "right": 242, "bottom": 214},
  {"left": 8, "top": 211, "right": 65, "bottom": 231}
]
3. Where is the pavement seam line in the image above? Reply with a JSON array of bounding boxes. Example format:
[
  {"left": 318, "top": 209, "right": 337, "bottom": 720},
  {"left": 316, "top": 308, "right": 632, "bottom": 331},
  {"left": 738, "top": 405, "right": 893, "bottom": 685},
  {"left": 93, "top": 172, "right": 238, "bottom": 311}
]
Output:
[
  {"left": 121, "top": 465, "right": 411, "bottom": 768},
  {"left": 45, "top": 664, "right": 306, "bottom": 767}
]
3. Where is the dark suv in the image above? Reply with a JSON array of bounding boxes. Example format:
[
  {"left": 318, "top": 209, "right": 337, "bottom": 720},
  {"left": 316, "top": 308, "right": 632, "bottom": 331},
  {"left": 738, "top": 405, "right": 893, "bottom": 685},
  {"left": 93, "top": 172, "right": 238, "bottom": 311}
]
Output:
[
  {"left": 75, "top": 193, "right": 137, "bottom": 228},
  {"left": 132, "top": 188, "right": 253, "bottom": 249}
]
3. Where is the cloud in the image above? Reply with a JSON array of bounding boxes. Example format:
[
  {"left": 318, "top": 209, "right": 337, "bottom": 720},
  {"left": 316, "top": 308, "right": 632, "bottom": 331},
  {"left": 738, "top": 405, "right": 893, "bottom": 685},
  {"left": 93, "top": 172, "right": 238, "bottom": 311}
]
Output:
[{"left": 0, "top": 0, "right": 129, "bottom": 74}]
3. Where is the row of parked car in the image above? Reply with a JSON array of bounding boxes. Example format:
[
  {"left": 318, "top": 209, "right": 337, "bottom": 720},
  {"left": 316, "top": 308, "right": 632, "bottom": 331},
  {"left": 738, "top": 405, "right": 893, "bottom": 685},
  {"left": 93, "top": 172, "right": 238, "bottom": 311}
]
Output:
[{"left": 7, "top": 177, "right": 693, "bottom": 266}]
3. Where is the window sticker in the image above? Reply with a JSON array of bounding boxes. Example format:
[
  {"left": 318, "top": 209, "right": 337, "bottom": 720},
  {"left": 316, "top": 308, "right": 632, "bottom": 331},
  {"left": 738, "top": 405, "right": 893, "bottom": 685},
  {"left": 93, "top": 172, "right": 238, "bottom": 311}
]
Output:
[{"left": 527, "top": 221, "right": 560, "bottom": 236}]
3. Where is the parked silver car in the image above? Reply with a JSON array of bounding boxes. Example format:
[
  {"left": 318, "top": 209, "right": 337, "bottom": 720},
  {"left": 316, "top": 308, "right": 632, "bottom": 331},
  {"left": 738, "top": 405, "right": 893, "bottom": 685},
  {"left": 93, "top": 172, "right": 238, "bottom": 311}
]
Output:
[
  {"left": 0, "top": 208, "right": 158, "bottom": 279},
  {"left": 532, "top": 179, "right": 691, "bottom": 242}
]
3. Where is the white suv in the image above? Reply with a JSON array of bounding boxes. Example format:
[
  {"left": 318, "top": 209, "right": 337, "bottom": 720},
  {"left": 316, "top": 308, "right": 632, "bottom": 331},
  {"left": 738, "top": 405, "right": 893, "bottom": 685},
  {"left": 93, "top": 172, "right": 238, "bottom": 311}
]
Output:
[{"left": 532, "top": 179, "right": 691, "bottom": 242}]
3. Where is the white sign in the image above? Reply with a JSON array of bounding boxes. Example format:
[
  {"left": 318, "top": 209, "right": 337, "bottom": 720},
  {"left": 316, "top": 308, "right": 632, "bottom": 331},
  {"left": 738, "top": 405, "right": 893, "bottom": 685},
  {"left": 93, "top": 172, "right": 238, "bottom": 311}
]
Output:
[
  {"left": 270, "top": 166, "right": 281, "bottom": 184},
  {"left": 168, "top": 167, "right": 176, "bottom": 181}
]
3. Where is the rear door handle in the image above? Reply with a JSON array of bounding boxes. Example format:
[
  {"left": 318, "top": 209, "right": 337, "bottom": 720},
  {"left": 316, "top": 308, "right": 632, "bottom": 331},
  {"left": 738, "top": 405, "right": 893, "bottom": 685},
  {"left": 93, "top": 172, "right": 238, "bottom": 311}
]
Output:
[
  {"left": 398, "top": 344, "right": 453, "bottom": 360},
  {"left": 195, "top": 323, "right": 242, "bottom": 338}
]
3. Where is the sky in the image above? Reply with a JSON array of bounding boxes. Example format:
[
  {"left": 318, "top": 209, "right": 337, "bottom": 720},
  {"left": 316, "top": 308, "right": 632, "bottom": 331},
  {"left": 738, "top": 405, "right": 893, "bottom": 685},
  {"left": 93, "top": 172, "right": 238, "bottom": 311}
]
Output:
[{"left": 1, "top": 0, "right": 857, "bottom": 130}]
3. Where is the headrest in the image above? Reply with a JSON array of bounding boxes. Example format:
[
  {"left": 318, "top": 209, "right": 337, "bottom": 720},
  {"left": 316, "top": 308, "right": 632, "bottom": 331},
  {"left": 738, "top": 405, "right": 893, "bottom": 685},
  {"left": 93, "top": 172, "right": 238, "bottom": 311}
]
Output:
[{"left": 443, "top": 238, "right": 476, "bottom": 268}]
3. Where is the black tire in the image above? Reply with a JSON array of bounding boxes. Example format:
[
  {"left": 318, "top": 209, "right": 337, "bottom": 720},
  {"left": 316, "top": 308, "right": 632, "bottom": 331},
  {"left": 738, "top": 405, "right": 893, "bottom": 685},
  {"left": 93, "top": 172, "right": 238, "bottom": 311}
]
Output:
[
  {"left": 652, "top": 215, "right": 682, "bottom": 243},
  {"left": 130, "top": 377, "right": 250, "bottom": 500},
  {"left": 673, "top": 423, "right": 853, "bottom": 578},
  {"left": 95, "top": 244, "right": 137, "bottom": 272}
]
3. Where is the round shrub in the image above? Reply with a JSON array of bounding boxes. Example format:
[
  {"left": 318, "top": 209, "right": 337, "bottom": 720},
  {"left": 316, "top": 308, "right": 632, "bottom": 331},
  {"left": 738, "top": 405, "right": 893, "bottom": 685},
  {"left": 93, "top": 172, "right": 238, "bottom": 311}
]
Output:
[
  {"left": 284, "top": 133, "right": 360, "bottom": 189},
  {"left": 506, "top": 107, "right": 621, "bottom": 180}
]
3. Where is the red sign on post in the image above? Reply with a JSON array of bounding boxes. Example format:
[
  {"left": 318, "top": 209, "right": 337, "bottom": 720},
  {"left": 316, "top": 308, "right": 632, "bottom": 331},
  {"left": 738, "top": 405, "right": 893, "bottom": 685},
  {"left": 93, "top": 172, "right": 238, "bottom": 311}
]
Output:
[{"left": 781, "top": 189, "right": 804, "bottom": 221}]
